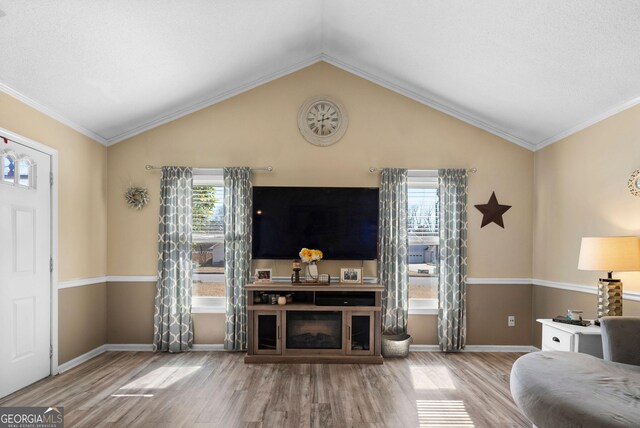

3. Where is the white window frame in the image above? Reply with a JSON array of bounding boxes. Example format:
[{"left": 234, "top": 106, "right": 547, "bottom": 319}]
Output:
[
  {"left": 408, "top": 170, "right": 438, "bottom": 314},
  {"left": 192, "top": 169, "right": 226, "bottom": 313}
]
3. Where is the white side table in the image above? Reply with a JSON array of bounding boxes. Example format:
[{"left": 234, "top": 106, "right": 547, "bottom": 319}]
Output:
[{"left": 537, "top": 319, "right": 603, "bottom": 358}]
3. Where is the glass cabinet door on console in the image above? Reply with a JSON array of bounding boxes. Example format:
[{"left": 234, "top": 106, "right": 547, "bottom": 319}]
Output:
[
  {"left": 347, "top": 311, "right": 374, "bottom": 356},
  {"left": 254, "top": 311, "right": 281, "bottom": 355}
]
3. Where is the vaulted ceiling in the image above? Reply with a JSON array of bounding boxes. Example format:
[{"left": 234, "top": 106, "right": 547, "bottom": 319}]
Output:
[{"left": 1, "top": 1, "right": 639, "bottom": 150}]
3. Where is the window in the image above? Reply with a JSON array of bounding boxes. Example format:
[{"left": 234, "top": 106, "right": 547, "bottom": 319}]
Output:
[
  {"left": 2, "top": 152, "right": 35, "bottom": 189},
  {"left": 17, "top": 158, "right": 34, "bottom": 187},
  {"left": 192, "top": 173, "right": 225, "bottom": 301},
  {"left": 408, "top": 172, "right": 439, "bottom": 303},
  {"left": 2, "top": 153, "right": 16, "bottom": 183}
]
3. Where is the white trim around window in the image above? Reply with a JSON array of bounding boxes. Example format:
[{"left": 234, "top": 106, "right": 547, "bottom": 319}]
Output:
[
  {"left": 409, "top": 298, "right": 438, "bottom": 315},
  {"left": 192, "top": 273, "right": 226, "bottom": 313},
  {"left": 192, "top": 297, "right": 225, "bottom": 313}
]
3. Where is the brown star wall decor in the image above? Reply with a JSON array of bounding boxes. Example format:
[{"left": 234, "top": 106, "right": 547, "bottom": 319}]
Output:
[{"left": 474, "top": 192, "right": 512, "bottom": 228}]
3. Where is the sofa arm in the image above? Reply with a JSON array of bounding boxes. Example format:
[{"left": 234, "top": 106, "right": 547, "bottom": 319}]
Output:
[{"left": 600, "top": 316, "right": 640, "bottom": 366}]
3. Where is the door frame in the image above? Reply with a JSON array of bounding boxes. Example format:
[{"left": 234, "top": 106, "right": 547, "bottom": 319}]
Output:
[{"left": 1, "top": 127, "right": 59, "bottom": 375}]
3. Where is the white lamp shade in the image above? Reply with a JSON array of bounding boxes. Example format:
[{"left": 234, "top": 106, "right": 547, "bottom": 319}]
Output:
[{"left": 578, "top": 236, "right": 640, "bottom": 272}]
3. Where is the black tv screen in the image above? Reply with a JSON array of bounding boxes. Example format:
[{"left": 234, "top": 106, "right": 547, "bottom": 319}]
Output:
[{"left": 252, "top": 187, "right": 379, "bottom": 260}]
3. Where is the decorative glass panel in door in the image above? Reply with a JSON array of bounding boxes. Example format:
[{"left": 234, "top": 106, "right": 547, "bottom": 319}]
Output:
[
  {"left": 254, "top": 311, "right": 281, "bottom": 354},
  {"left": 347, "top": 311, "right": 374, "bottom": 355}
]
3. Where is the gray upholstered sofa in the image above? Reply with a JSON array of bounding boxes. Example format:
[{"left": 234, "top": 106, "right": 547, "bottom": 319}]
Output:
[{"left": 510, "top": 317, "right": 640, "bottom": 427}]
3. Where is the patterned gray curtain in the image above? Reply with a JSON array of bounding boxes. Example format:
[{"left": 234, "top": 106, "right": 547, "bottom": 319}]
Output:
[
  {"left": 437, "top": 169, "right": 468, "bottom": 352},
  {"left": 223, "top": 167, "right": 252, "bottom": 351},
  {"left": 378, "top": 168, "right": 409, "bottom": 335},
  {"left": 154, "top": 166, "right": 194, "bottom": 353}
]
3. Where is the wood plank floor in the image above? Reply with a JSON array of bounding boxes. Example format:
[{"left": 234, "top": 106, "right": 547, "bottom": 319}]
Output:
[{"left": 0, "top": 351, "right": 530, "bottom": 427}]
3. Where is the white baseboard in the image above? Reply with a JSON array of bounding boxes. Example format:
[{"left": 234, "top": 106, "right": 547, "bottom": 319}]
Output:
[
  {"left": 106, "top": 344, "right": 154, "bottom": 352},
  {"left": 57, "top": 344, "right": 108, "bottom": 373},
  {"left": 57, "top": 342, "right": 536, "bottom": 374},
  {"left": 105, "top": 343, "right": 225, "bottom": 351},
  {"left": 57, "top": 343, "right": 226, "bottom": 373},
  {"left": 410, "top": 344, "right": 538, "bottom": 352},
  {"left": 192, "top": 344, "right": 225, "bottom": 351},
  {"left": 409, "top": 345, "right": 441, "bottom": 352}
]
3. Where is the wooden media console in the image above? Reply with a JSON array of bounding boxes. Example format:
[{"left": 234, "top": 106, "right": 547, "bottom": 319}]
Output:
[{"left": 245, "top": 283, "right": 384, "bottom": 364}]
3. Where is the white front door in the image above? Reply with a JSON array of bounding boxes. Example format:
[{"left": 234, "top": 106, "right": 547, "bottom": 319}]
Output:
[{"left": 0, "top": 138, "right": 51, "bottom": 398}]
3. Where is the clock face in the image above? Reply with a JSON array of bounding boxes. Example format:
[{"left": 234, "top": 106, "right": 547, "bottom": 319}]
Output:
[
  {"left": 307, "top": 102, "right": 339, "bottom": 136},
  {"left": 298, "top": 97, "right": 348, "bottom": 146}
]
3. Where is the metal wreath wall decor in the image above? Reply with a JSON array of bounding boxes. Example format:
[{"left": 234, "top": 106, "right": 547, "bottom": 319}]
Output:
[
  {"left": 124, "top": 186, "right": 150, "bottom": 210},
  {"left": 628, "top": 169, "right": 640, "bottom": 197}
]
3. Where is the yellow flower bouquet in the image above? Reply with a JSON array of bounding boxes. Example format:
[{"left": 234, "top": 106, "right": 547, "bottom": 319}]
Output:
[
  {"left": 299, "top": 248, "right": 322, "bottom": 280},
  {"left": 299, "top": 248, "right": 323, "bottom": 263}
]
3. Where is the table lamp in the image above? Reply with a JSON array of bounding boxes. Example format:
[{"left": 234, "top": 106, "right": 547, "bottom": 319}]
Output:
[{"left": 578, "top": 236, "right": 640, "bottom": 318}]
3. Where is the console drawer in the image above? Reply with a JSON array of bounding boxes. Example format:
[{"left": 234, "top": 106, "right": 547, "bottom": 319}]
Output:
[{"left": 542, "top": 326, "right": 573, "bottom": 352}]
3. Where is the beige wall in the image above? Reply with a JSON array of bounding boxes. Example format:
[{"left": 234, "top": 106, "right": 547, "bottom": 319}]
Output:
[
  {"left": 58, "top": 284, "right": 107, "bottom": 364},
  {"left": 9, "top": 55, "right": 640, "bottom": 358},
  {"left": 534, "top": 105, "right": 640, "bottom": 291},
  {"left": 193, "top": 314, "right": 226, "bottom": 344},
  {"left": 108, "top": 282, "right": 531, "bottom": 346},
  {"left": 466, "top": 284, "right": 532, "bottom": 345},
  {"left": 531, "top": 285, "right": 640, "bottom": 347},
  {"left": 409, "top": 284, "right": 532, "bottom": 346},
  {"left": 106, "top": 282, "right": 227, "bottom": 345},
  {"left": 104, "top": 62, "right": 534, "bottom": 346},
  {"left": 0, "top": 92, "right": 107, "bottom": 281},
  {"left": 107, "top": 283, "right": 155, "bottom": 344},
  {"left": 107, "top": 62, "right": 533, "bottom": 279}
]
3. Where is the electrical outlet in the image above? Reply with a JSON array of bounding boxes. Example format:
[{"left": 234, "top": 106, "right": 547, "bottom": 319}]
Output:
[{"left": 508, "top": 315, "right": 516, "bottom": 327}]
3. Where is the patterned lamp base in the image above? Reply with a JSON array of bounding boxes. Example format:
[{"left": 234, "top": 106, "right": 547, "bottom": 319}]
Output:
[{"left": 597, "top": 279, "right": 623, "bottom": 318}]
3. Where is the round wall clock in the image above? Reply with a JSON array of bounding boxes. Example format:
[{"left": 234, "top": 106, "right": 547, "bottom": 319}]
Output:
[{"left": 298, "top": 96, "right": 348, "bottom": 146}]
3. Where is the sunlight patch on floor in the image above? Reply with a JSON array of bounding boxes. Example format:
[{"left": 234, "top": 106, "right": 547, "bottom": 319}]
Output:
[
  {"left": 111, "top": 394, "right": 154, "bottom": 398},
  {"left": 416, "top": 400, "right": 474, "bottom": 427},
  {"left": 411, "top": 366, "right": 456, "bottom": 390},
  {"left": 119, "top": 366, "right": 201, "bottom": 390}
]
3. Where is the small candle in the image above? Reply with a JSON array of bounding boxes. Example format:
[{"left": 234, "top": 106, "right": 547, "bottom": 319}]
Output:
[{"left": 293, "top": 260, "right": 301, "bottom": 269}]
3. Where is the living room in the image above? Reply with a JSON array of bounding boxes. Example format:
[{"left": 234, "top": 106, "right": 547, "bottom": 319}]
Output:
[{"left": 1, "top": 2, "right": 639, "bottom": 427}]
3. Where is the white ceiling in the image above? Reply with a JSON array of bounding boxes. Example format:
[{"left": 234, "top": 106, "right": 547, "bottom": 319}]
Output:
[{"left": 1, "top": 1, "right": 639, "bottom": 150}]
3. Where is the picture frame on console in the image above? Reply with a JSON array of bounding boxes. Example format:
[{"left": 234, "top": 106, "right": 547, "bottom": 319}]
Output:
[
  {"left": 340, "top": 268, "right": 362, "bottom": 284},
  {"left": 255, "top": 268, "right": 272, "bottom": 283}
]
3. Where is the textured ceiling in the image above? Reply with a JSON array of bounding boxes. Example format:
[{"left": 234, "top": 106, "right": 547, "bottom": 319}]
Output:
[{"left": 1, "top": 1, "right": 639, "bottom": 150}]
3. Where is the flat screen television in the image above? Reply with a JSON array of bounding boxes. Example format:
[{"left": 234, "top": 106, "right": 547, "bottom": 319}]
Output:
[{"left": 252, "top": 187, "right": 379, "bottom": 260}]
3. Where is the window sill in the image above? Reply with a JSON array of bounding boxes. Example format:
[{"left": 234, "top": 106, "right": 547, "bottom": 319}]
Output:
[
  {"left": 409, "top": 298, "right": 438, "bottom": 315},
  {"left": 192, "top": 296, "right": 225, "bottom": 314}
]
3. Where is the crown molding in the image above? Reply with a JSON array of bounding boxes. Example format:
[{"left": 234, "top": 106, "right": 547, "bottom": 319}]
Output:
[
  {"left": 104, "top": 54, "right": 325, "bottom": 146},
  {"left": 318, "top": 54, "right": 537, "bottom": 151},
  {"left": 4, "top": 53, "right": 640, "bottom": 152},
  {"left": 533, "top": 94, "right": 640, "bottom": 151},
  {"left": 0, "top": 81, "right": 107, "bottom": 145}
]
